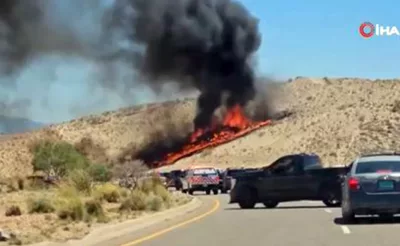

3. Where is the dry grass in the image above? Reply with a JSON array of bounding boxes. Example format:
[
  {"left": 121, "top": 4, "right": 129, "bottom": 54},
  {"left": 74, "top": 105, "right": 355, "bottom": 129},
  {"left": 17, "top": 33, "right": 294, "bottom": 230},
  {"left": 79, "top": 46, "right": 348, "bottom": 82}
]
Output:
[
  {"left": 0, "top": 179, "right": 190, "bottom": 244},
  {"left": 1, "top": 77, "right": 400, "bottom": 177}
]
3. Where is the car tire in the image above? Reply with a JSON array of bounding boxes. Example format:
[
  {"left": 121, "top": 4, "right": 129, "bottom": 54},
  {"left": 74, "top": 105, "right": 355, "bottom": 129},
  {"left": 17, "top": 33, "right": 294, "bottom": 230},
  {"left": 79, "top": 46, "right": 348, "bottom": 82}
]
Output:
[
  {"left": 322, "top": 190, "right": 342, "bottom": 207},
  {"left": 263, "top": 200, "right": 279, "bottom": 208},
  {"left": 182, "top": 189, "right": 187, "bottom": 194},
  {"left": 238, "top": 187, "right": 257, "bottom": 209},
  {"left": 205, "top": 189, "right": 211, "bottom": 195},
  {"left": 322, "top": 198, "right": 341, "bottom": 207},
  {"left": 188, "top": 190, "right": 194, "bottom": 195},
  {"left": 212, "top": 189, "right": 218, "bottom": 195},
  {"left": 221, "top": 188, "right": 228, "bottom": 194}
]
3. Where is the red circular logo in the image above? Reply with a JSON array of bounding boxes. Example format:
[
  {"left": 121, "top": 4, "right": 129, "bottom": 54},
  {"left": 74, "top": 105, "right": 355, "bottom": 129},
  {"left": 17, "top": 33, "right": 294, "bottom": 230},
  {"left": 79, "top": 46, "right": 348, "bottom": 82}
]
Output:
[{"left": 359, "top": 22, "right": 374, "bottom": 38}]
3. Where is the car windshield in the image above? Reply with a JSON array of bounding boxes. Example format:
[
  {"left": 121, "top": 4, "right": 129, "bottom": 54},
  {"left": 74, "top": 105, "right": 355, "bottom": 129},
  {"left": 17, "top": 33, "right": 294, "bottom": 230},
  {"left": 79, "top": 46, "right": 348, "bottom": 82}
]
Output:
[
  {"left": 355, "top": 161, "right": 400, "bottom": 174},
  {"left": 193, "top": 169, "right": 217, "bottom": 175}
]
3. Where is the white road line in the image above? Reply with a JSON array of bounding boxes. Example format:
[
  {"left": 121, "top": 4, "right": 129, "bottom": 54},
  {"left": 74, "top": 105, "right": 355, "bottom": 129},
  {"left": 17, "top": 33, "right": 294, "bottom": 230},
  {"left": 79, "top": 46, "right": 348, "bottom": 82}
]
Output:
[
  {"left": 324, "top": 209, "right": 332, "bottom": 213},
  {"left": 341, "top": 226, "right": 351, "bottom": 234}
]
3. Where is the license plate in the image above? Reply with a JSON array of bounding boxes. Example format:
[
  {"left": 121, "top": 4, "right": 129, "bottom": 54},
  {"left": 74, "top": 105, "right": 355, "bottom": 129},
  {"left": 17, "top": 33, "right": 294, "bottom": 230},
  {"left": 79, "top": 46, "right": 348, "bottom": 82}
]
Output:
[{"left": 378, "top": 180, "right": 395, "bottom": 190}]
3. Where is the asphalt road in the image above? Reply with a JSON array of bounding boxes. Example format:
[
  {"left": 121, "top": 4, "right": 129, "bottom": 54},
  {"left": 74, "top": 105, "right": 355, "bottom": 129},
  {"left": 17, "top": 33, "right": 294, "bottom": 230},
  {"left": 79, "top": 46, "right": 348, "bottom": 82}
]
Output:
[{"left": 115, "top": 193, "right": 400, "bottom": 246}]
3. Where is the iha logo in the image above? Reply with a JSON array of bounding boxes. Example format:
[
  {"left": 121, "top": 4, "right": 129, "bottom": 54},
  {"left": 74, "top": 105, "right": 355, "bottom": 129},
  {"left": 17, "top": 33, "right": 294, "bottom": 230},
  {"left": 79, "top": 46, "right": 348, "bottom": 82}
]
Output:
[{"left": 359, "top": 22, "right": 400, "bottom": 38}]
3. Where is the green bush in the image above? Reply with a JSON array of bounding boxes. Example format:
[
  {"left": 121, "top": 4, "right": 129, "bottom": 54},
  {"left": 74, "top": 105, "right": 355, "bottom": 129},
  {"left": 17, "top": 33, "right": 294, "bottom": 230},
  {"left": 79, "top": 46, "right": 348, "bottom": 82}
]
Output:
[
  {"left": 31, "top": 140, "right": 90, "bottom": 178},
  {"left": 88, "top": 164, "right": 112, "bottom": 182},
  {"left": 84, "top": 199, "right": 107, "bottom": 222},
  {"left": 54, "top": 185, "right": 84, "bottom": 220},
  {"left": 67, "top": 169, "right": 92, "bottom": 194},
  {"left": 119, "top": 189, "right": 147, "bottom": 212},
  {"left": 93, "top": 183, "right": 120, "bottom": 203},
  {"left": 27, "top": 197, "right": 55, "bottom": 214}
]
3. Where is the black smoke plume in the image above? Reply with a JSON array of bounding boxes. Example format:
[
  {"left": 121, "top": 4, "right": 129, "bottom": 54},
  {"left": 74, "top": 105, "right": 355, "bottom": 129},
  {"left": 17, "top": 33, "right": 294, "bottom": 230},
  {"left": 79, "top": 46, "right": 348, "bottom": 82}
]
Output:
[
  {"left": 109, "top": 0, "right": 262, "bottom": 129},
  {"left": 0, "top": 0, "right": 262, "bottom": 134}
]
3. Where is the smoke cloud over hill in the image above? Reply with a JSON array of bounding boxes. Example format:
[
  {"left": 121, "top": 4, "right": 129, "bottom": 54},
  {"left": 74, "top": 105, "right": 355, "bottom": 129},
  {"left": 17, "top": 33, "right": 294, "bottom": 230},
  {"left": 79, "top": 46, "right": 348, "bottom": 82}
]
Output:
[{"left": 0, "top": 0, "right": 263, "bottom": 130}]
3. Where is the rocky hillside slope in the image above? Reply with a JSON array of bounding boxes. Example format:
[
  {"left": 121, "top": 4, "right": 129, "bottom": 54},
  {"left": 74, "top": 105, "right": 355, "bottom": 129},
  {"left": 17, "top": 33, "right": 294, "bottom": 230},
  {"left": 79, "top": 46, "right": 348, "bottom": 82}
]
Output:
[{"left": 1, "top": 77, "right": 400, "bottom": 178}]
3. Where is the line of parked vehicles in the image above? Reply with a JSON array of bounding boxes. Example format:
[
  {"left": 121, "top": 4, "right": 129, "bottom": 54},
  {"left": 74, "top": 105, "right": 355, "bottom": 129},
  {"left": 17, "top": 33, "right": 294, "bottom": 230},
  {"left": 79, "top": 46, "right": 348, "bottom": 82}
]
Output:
[
  {"left": 158, "top": 165, "right": 256, "bottom": 195},
  {"left": 158, "top": 152, "right": 400, "bottom": 223}
]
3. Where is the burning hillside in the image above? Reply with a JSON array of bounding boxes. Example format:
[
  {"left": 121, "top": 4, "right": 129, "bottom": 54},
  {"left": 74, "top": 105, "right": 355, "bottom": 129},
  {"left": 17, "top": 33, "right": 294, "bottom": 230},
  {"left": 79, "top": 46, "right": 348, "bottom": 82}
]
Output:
[{"left": 136, "top": 104, "right": 271, "bottom": 167}]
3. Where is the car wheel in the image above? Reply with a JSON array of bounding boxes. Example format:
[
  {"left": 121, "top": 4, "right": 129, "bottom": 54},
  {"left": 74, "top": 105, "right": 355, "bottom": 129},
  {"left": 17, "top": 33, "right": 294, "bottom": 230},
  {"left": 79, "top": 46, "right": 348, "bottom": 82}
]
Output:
[
  {"left": 239, "top": 199, "right": 256, "bottom": 209},
  {"left": 322, "top": 191, "right": 341, "bottom": 207},
  {"left": 182, "top": 189, "right": 187, "bottom": 194},
  {"left": 221, "top": 188, "right": 227, "bottom": 194},
  {"left": 263, "top": 200, "right": 279, "bottom": 208},
  {"left": 212, "top": 189, "right": 218, "bottom": 195},
  {"left": 188, "top": 190, "right": 194, "bottom": 195},
  {"left": 205, "top": 189, "right": 211, "bottom": 195},
  {"left": 238, "top": 186, "right": 257, "bottom": 209}
]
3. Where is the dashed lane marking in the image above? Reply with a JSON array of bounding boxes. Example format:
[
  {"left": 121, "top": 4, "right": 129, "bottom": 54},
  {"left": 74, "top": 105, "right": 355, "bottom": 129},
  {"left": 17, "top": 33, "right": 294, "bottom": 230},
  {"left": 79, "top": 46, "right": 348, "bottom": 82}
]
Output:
[
  {"left": 120, "top": 199, "right": 220, "bottom": 246},
  {"left": 341, "top": 225, "right": 351, "bottom": 234}
]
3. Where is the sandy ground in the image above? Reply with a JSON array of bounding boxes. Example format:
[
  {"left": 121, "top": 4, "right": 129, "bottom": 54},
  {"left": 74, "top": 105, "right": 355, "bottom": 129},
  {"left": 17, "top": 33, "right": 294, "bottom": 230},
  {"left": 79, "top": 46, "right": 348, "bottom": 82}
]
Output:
[
  {"left": 1, "top": 77, "right": 400, "bottom": 178},
  {"left": 0, "top": 188, "right": 191, "bottom": 245}
]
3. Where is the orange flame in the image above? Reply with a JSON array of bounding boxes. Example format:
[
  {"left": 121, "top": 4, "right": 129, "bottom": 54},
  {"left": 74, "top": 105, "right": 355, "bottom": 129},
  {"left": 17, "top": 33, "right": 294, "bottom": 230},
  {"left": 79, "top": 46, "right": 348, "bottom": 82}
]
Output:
[{"left": 152, "top": 104, "right": 271, "bottom": 167}]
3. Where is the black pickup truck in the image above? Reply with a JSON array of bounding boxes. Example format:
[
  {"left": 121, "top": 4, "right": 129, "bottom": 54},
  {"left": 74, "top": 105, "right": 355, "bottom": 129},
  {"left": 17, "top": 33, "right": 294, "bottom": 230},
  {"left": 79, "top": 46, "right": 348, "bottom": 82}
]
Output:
[{"left": 229, "top": 153, "right": 350, "bottom": 209}]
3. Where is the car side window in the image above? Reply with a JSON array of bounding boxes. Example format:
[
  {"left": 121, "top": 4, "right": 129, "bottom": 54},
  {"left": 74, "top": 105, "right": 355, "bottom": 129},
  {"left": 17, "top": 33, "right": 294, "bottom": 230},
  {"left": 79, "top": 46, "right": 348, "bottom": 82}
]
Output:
[{"left": 269, "top": 157, "right": 296, "bottom": 176}]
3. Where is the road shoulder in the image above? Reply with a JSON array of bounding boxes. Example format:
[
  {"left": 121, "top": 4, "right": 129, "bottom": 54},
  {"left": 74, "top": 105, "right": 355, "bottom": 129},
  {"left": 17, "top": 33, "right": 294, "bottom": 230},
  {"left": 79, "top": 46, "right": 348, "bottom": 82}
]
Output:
[{"left": 27, "top": 196, "right": 205, "bottom": 246}]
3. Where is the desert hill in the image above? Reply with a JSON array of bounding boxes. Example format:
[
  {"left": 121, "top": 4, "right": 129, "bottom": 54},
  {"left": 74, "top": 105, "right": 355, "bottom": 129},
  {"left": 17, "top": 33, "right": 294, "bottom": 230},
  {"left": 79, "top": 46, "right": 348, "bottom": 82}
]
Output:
[
  {"left": 0, "top": 115, "right": 44, "bottom": 134},
  {"left": 1, "top": 77, "right": 400, "bottom": 178}
]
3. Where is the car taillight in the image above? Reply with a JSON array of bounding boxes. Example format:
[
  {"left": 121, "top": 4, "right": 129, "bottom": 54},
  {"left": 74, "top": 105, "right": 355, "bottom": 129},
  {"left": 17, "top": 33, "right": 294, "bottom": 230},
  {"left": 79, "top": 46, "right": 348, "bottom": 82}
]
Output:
[
  {"left": 348, "top": 177, "right": 359, "bottom": 190},
  {"left": 214, "top": 175, "right": 220, "bottom": 182}
]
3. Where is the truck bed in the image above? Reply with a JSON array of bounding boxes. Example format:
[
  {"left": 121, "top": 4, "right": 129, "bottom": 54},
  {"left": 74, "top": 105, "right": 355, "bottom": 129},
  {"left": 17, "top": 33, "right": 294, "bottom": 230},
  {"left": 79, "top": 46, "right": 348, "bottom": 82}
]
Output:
[{"left": 234, "top": 166, "right": 350, "bottom": 180}]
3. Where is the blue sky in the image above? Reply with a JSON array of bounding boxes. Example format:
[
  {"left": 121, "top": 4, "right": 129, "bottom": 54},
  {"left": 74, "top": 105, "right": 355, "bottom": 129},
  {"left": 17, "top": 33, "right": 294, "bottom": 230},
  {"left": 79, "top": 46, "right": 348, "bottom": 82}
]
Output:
[{"left": 241, "top": 0, "right": 400, "bottom": 79}]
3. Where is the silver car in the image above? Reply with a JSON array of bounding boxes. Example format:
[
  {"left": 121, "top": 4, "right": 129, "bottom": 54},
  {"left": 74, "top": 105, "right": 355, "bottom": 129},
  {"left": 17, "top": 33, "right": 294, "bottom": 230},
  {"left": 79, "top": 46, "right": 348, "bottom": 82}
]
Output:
[{"left": 341, "top": 154, "right": 400, "bottom": 222}]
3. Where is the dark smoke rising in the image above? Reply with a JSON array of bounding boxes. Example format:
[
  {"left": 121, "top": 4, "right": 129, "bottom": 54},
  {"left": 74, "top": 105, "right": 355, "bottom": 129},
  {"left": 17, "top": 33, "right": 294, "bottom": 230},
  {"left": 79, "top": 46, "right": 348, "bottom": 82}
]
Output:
[
  {"left": 0, "top": 0, "right": 264, "bottom": 133},
  {"left": 0, "top": 0, "right": 197, "bottom": 128},
  {"left": 110, "top": 0, "right": 262, "bottom": 129}
]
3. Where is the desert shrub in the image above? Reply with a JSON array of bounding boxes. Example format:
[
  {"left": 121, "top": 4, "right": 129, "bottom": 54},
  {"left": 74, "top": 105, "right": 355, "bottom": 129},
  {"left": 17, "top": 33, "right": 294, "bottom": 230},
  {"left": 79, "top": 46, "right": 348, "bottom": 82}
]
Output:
[
  {"left": 113, "top": 160, "right": 148, "bottom": 188},
  {"left": 31, "top": 140, "right": 90, "bottom": 178},
  {"left": 119, "top": 188, "right": 129, "bottom": 198},
  {"left": 119, "top": 189, "right": 147, "bottom": 212},
  {"left": 84, "top": 199, "right": 107, "bottom": 222},
  {"left": 54, "top": 185, "right": 84, "bottom": 220},
  {"left": 88, "top": 164, "right": 112, "bottom": 182},
  {"left": 27, "top": 197, "right": 55, "bottom": 214},
  {"left": 5, "top": 205, "right": 22, "bottom": 216},
  {"left": 153, "top": 184, "right": 172, "bottom": 206},
  {"left": 139, "top": 178, "right": 154, "bottom": 194},
  {"left": 145, "top": 194, "right": 163, "bottom": 211},
  {"left": 67, "top": 169, "right": 92, "bottom": 194},
  {"left": 139, "top": 174, "right": 164, "bottom": 194},
  {"left": 93, "top": 183, "right": 120, "bottom": 203}
]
